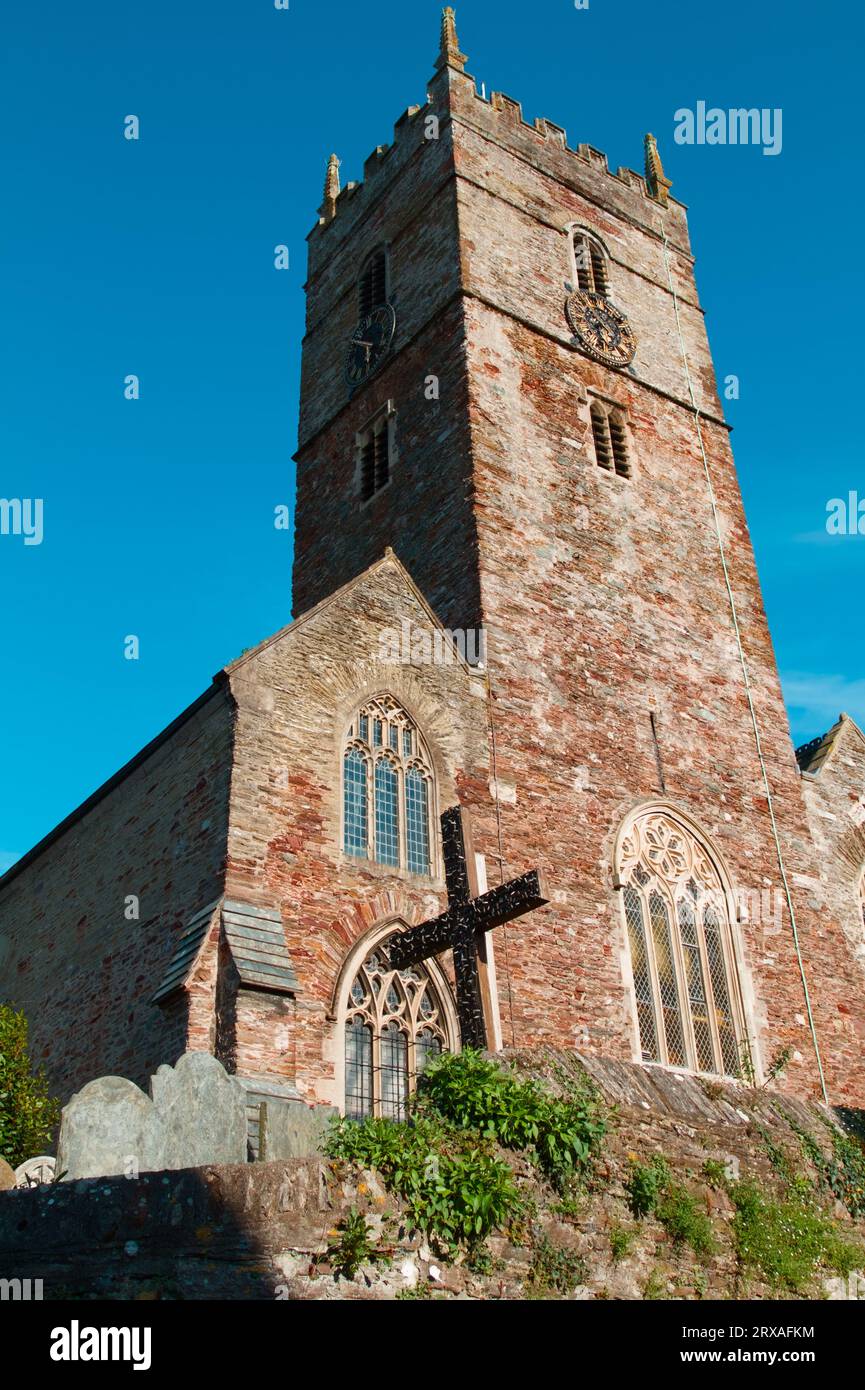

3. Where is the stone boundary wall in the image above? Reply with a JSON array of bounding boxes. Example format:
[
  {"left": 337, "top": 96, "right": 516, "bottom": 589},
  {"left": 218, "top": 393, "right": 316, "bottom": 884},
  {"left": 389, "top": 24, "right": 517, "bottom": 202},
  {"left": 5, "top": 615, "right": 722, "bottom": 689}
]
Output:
[{"left": 1, "top": 1053, "right": 861, "bottom": 1301}]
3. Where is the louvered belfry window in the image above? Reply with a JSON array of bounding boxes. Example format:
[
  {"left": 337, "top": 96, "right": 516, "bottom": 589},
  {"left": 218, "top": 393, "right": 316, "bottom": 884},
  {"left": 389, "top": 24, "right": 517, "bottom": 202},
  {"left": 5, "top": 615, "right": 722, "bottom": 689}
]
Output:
[
  {"left": 572, "top": 231, "right": 608, "bottom": 297},
  {"left": 618, "top": 810, "right": 745, "bottom": 1078},
  {"left": 343, "top": 695, "right": 435, "bottom": 876},
  {"left": 358, "top": 248, "right": 387, "bottom": 318},
  {"left": 359, "top": 415, "right": 391, "bottom": 501},
  {"left": 590, "top": 402, "right": 630, "bottom": 477},
  {"left": 344, "top": 940, "right": 449, "bottom": 1120}
]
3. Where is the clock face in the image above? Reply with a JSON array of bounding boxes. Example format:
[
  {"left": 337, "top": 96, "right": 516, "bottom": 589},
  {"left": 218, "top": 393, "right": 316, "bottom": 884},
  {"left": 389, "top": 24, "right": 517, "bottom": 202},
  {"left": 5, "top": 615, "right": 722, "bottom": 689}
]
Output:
[
  {"left": 344, "top": 304, "right": 397, "bottom": 387},
  {"left": 565, "top": 291, "right": 636, "bottom": 368}
]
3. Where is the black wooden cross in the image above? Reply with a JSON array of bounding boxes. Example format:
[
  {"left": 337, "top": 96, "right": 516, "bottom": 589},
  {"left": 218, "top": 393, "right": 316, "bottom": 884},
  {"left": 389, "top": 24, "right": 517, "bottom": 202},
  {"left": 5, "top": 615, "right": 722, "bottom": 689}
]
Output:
[{"left": 388, "top": 805, "right": 549, "bottom": 1049}]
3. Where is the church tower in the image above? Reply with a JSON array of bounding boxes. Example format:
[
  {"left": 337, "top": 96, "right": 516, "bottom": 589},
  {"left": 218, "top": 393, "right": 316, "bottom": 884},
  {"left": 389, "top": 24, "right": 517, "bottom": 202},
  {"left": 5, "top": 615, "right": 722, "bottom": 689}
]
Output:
[{"left": 292, "top": 11, "right": 865, "bottom": 1104}]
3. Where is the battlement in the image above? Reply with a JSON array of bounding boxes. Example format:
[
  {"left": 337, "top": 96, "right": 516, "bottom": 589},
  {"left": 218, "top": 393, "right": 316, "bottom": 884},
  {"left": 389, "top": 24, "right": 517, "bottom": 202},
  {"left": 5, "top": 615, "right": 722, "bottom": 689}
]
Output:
[{"left": 309, "top": 11, "right": 683, "bottom": 251}]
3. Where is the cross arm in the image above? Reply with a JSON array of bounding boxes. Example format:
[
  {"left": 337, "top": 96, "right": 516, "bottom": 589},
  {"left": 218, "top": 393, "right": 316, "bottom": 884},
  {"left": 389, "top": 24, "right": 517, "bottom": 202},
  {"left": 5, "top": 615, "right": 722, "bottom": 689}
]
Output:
[
  {"left": 469, "top": 869, "right": 549, "bottom": 932},
  {"left": 387, "top": 869, "right": 549, "bottom": 971},
  {"left": 387, "top": 908, "right": 459, "bottom": 971}
]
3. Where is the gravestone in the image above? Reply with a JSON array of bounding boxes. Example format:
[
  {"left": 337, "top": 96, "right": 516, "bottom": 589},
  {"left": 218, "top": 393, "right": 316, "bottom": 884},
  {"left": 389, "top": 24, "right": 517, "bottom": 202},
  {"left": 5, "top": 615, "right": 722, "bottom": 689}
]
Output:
[
  {"left": 14, "top": 1155, "right": 57, "bottom": 1188},
  {"left": 149, "top": 1051, "right": 247, "bottom": 1169},
  {"left": 56, "top": 1076, "right": 166, "bottom": 1180},
  {"left": 259, "top": 1098, "right": 337, "bottom": 1161},
  {"left": 56, "top": 1051, "right": 248, "bottom": 1181}
]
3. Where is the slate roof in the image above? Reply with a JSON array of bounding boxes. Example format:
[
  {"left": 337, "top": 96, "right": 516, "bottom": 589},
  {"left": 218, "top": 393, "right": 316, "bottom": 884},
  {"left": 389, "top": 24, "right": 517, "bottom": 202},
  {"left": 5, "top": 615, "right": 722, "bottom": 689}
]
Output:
[
  {"left": 151, "top": 900, "right": 221, "bottom": 1004},
  {"left": 221, "top": 900, "right": 300, "bottom": 994},
  {"left": 152, "top": 898, "right": 299, "bottom": 1004}
]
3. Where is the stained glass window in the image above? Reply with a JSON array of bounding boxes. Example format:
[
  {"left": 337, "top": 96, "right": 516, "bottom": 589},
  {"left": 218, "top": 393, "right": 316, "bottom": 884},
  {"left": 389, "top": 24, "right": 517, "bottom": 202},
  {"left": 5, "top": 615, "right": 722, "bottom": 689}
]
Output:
[
  {"left": 618, "top": 810, "right": 745, "bottom": 1078},
  {"left": 343, "top": 937, "right": 451, "bottom": 1119},
  {"left": 342, "top": 696, "right": 435, "bottom": 876}
]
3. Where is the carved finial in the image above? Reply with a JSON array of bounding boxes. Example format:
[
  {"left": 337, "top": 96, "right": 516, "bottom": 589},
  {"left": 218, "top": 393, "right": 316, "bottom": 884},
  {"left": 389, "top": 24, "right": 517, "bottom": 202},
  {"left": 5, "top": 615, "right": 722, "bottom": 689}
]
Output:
[
  {"left": 321, "top": 153, "right": 341, "bottom": 220},
  {"left": 436, "top": 6, "right": 467, "bottom": 71},
  {"left": 644, "top": 133, "right": 672, "bottom": 206}
]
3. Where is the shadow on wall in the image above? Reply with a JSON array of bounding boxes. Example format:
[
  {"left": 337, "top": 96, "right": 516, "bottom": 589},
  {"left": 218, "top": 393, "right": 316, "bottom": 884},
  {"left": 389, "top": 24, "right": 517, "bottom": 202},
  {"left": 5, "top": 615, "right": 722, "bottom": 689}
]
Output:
[{"left": 0, "top": 1159, "right": 328, "bottom": 1300}]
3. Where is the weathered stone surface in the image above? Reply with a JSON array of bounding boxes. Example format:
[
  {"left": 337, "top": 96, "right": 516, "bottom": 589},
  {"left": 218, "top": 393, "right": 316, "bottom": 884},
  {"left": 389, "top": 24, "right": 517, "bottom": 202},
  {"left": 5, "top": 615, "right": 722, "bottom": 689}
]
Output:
[
  {"left": 0, "top": 1158, "right": 16, "bottom": 1191},
  {"left": 14, "top": 1155, "right": 56, "bottom": 1188},
  {"left": 57, "top": 1076, "right": 165, "bottom": 1181},
  {"left": 259, "top": 1099, "right": 337, "bottom": 1161},
  {"left": 149, "top": 1051, "right": 248, "bottom": 1169},
  {"left": 1, "top": 1051, "right": 862, "bottom": 1302},
  {"left": 56, "top": 1053, "right": 247, "bottom": 1181}
]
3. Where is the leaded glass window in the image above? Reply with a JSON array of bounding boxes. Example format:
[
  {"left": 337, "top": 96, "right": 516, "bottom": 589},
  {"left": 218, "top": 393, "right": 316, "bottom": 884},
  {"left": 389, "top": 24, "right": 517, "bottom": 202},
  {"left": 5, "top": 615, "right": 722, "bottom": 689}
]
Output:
[
  {"left": 342, "top": 696, "right": 435, "bottom": 876},
  {"left": 618, "top": 809, "right": 745, "bottom": 1078},
  {"left": 343, "top": 747, "right": 368, "bottom": 859},
  {"left": 343, "top": 941, "right": 449, "bottom": 1119}
]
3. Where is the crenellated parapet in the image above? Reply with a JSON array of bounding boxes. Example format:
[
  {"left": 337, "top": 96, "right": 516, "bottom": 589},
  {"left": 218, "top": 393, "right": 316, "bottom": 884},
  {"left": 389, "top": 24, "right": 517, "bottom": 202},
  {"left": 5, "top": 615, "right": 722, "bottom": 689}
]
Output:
[{"left": 309, "top": 8, "right": 683, "bottom": 250}]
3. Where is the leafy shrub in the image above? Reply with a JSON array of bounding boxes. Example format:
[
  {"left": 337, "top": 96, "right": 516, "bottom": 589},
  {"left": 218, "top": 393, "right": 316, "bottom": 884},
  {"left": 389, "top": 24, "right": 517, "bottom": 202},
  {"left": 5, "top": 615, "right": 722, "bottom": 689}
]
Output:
[
  {"left": 609, "top": 1223, "right": 635, "bottom": 1263},
  {"left": 823, "top": 1132, "right": 865, "bottom": 1218},
  {"left": 626, "top": 1155, "right": 714, "bottom": 1256},
  {"left": 0, "top": 1004, "right": 59, "bottom": 1168},
  {"left": 656, "top": 1183, "right": 716, "bottom": 1256},
  {"left": 417, "top": 1049, "right": 606, "bottom": 1191},
  {"left": 701, "top": 1159, "right": 728, "bottom": 1187},
  {"left": 326, "top": 1112, "right": 520, "bottom": 1251},
  {"left": 327, "top": 1207, "right": 376, "bottom": 1279},
  {"left": 731, "top": 1178, "right": 862, "bottom": 1293},
  {"left": 625, "top": 1155, "right": 670, "bottom": 1217},
  {"left": 527, "top": 1234, "right": 587, "bottom": 1295}
]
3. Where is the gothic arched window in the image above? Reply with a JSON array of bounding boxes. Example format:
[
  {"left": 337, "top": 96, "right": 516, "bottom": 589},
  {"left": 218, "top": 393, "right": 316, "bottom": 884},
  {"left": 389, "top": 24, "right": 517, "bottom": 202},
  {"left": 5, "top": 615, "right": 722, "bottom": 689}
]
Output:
[
  {"left": 343, "top": 696, "right": 435, "bottom": 875},
  {"left": 571, "top": 229, "right": 609, "bottom": 297},
  {"left": 358, "top": 247, "right": 388, "bottom": 319},
  {"left": 617, "top": 808, "right": 745, "bottom": 1078},
  {"left": 344, "top": 937, "right": 452, "bottom": 1120}
]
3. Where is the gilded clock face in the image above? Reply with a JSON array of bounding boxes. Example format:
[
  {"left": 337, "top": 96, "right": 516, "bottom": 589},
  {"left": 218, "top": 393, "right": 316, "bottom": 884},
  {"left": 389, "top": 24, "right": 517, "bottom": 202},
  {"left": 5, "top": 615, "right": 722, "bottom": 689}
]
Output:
[
  {"left": 565, "top": 291, "right": 636, "bottom": 368},
  {"left": 344, "top": 304, "right": 396, "bottom": 387}
]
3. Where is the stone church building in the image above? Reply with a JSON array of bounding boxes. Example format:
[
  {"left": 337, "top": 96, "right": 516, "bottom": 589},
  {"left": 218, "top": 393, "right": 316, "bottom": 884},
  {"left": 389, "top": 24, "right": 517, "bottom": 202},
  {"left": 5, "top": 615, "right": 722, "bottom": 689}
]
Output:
[{"left": 2, "top": 12, "right": 864, "bottom": 1130}]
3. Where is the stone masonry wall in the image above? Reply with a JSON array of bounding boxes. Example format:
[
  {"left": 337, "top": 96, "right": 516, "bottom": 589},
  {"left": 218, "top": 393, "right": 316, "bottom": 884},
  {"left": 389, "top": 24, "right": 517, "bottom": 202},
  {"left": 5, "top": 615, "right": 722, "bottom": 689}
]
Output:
[
  {"left": 1, "top": 1052, "right": 860, "bottom": 1301},
  {"left": 0, "top": 689, "right": 235, "bottom": 1104},
  {"left": 800, "top": 722, "right": 865, "bottom": 982},
  {"left": 222, "top": 554, "right": 491, "bottom": 1104},
  {"left": 288, "top": 55, "right": 865, "bottom": 1107}
]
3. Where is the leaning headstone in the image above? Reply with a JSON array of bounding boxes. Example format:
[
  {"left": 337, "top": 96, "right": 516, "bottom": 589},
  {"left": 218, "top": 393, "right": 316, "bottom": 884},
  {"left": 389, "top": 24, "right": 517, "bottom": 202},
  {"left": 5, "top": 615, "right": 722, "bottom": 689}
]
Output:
[
  {"left": 56, "top": 1052, "right": 249, "bottom": 1181},
  {"left": 259, "top": 1098, "right": 338, "bottom": 1160},
  {"left": 0, "top": 1157, "right": 16, "bottom": 1191},
  {"left": 149, "top": 1051, "right": 247, "bottom": 1169},
  {"left": 14, "top": 1155, "right": 56, "bottom": 1188},
  {"left": 56, "top": 1076, "right": 165, "bottom": 1181}
]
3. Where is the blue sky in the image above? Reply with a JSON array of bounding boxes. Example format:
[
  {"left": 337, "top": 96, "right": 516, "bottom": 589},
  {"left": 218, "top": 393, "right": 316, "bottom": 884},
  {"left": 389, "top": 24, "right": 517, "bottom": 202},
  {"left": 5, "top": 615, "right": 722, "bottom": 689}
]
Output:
[{"left": 1, "top": 0, "right": 862, "bottom": 873}]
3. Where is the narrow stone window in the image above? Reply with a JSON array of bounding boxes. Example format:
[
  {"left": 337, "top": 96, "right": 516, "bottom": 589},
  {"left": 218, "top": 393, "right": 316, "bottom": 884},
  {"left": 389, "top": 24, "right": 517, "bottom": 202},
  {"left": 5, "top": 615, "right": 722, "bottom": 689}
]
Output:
[
  {"left": 342, "top": 695, "right": 435, "bottom": 875},
  {"left": 608, "top": 412, "right": 630, "bottom": 477},
  {"left": 358, "top": 247, "right": 388, "bottom": 319},
  {"left": 617, "top": 808, "right": 747, "bottom": 1078},
  {"left": 590, "top": 403, "right": 613, "bottom": 470},
  {"left": 572, "top": 230, "right": 609, "bottom": 297},
  {"left": 356, "top": 404, "right": 394, "bottom": 502},
  {"left": 343, "top": 938, "right": 450, "bottom": 1120},
  {"left": 590, "top": 401, "right": 630, "bottom": 477}
]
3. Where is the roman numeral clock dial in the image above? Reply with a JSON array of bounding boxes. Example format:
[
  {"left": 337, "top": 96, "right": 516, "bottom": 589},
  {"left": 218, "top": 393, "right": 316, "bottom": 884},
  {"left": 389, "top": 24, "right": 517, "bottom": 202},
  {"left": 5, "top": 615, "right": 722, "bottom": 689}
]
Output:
[
  {"left": 344, "top": 303, "right": 397, "bottom": 387},
  {"left": 565, "top": 290, "right": 636, "bottom": 369}
]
